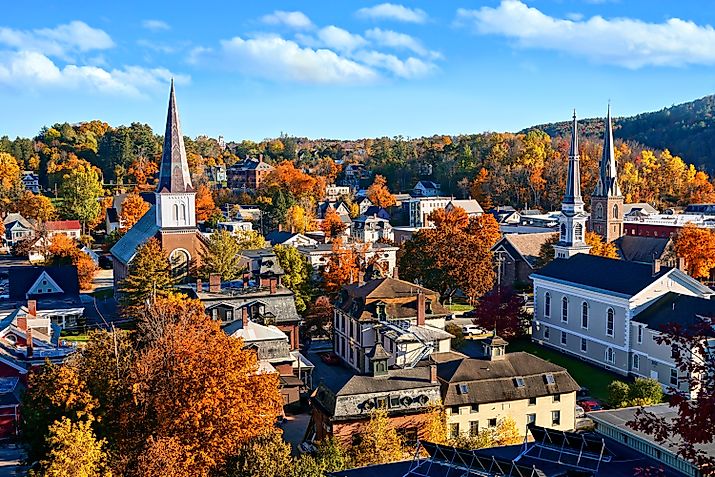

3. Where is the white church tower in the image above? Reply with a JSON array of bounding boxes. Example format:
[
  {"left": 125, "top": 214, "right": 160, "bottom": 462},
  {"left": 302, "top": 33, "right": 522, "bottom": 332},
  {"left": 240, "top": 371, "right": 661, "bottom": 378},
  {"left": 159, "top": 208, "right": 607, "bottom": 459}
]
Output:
[{"left": 553, "top": 111, "right": 591, "bottom": 259}]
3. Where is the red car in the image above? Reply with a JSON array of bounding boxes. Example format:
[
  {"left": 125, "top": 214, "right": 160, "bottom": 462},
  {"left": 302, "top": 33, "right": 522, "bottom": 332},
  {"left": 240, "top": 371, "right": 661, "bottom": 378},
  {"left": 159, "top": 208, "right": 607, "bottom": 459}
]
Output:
[
  {"left": 577, "top": 399, "right": 603, "bottom": 412},
  {"left": 320, "top": 352, "right": 340, "bottom": 365}
]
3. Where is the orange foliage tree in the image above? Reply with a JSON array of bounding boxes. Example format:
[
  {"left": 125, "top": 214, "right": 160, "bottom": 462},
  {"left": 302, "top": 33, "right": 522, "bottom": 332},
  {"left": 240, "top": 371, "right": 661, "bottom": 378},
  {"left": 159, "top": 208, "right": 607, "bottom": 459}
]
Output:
[
  {"left": 321, "top": 207, "right": 347, "bottom": 241},
  {"left": 127, "top": 156, "right": 159, "bottom": 189},
  {"left": 131, "top": 304, "right": 282, "bottom": 476},
  {"left": 47, "top": 234, "right": 98, "bottom": 290},
  {"left": 366, "top": 174, "right": 396, "bottom": 208},
  {"left": 322, "top": 237, "right": 360, "bottom": 293},
  {"left": 195, "top": 184, "right": 219, "bottom": 222},
  {"left": 674, "top": 224, "right": 715, "bottom": 279},
  {"left": 119, "top": 193, "right": 150, "bottom": 231},
  {"left": 262, "top": 161, "right": 320, "bottom": 199},
  {"left": 16, "top": 191, "right": 56, "bottom": 222}
]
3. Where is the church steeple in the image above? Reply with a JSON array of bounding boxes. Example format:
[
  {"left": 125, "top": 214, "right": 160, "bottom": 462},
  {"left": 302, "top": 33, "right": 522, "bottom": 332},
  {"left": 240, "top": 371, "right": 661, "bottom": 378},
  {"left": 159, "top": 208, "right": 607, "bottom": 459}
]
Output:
[
  {"left": 553, "top": 111, "right": 590, "bottom": 259},
  {"left": 157, "top": 79, "right": 193, "bottom": 194},
  {"left": 591, "top": 104, "right": 624, "bottom": 242}
]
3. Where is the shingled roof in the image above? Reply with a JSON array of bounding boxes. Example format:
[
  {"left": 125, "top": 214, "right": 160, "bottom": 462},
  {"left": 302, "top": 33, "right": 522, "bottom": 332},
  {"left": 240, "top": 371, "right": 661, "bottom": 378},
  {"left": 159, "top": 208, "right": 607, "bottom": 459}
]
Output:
[
  {"left": 633, "top": 292, "right": 715, "bottom": 336},
  {"left": 156, "top": 81, "right": 193, "bottom": 194},
  {"left": 614, "top": 235, "right": 672, "bottom": 265},
  {"left": 494, "top": 232, "right": 557, "bottom": 269},
  {"left": 437, "top": 352, "right": 580, "bottom": 406}
]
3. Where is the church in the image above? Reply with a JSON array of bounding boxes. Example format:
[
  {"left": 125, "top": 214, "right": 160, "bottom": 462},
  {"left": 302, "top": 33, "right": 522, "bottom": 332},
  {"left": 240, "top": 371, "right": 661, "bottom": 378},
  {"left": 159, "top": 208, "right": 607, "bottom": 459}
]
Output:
[
  {"left": 111, "top": 81, "right": 206, "bottom": 288},
  {"left": 530, "top": 108, "right": 715, "bottom": 393}
]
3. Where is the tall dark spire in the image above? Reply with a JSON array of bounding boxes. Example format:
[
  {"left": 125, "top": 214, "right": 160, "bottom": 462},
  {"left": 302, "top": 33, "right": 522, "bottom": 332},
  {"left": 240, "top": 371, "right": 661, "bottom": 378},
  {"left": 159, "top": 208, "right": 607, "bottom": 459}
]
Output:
[
  {"left": 593, "top": 104, "right": 621, "bottom": 197},
  {"left": 157, "top": 80, "right": 193, "bottom": 193},
  {"left": 563, "top": 110, "right": 584, "bottom": 209}
]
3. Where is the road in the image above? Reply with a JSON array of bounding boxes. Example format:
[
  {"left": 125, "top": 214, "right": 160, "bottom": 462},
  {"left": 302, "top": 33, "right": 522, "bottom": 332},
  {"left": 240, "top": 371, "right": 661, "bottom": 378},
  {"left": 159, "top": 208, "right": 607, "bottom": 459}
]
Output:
[{"left": 0, "top": 443, "right": 26, "bottom": 477}]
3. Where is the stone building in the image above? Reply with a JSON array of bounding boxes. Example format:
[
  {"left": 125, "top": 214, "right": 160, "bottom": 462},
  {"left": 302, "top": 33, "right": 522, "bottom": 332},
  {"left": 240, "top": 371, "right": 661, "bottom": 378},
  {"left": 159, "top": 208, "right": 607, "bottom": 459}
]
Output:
[{"left": 591, "top": 105, "right": 624, "bottom": 243}]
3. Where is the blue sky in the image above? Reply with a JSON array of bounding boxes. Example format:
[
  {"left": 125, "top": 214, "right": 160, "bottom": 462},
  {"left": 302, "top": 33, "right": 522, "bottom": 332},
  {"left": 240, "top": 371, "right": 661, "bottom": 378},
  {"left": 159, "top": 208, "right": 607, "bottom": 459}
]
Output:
[{"left": 1, "top": 0, "right": 714, "bottom": 141}]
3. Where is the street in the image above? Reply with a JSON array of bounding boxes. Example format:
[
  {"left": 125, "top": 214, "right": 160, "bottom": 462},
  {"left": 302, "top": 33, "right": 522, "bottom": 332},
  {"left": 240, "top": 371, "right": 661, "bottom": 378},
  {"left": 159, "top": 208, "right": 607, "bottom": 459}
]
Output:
[{"left": 0, "top": 443, "right": 26, "bottom": 477}]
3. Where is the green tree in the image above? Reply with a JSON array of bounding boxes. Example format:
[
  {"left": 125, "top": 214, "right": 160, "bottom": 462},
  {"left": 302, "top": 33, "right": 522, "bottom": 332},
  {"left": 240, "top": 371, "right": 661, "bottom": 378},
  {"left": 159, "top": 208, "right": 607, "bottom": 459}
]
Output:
[
  {"left": 119, "top": 238, "right": 175, "bottom": 313},
  {"left": 608, "top": 380, "right": 632, "bottom": 408},
  {"left": 59, "top": 165, "right": 104, "bottom": 233},
  {"left": 234, "top": 229, "right": 267, "bottom": 251},
  {"left": 274, "top": 244, "right": 312, "bottom": 313},
  {"left": 200, "top": 230, "right": 244, "bottom": 281},
  {"left": 628, "top": 378, "right": 664, "bottom": 406},
  {"left": 38, "top": 417, "right": 110, "bottom": 477},
  {"left": 314, "top": 437, "right": 350, "bottom": 474},
  {"left": 226, "top": 431, "right": 293, "bottom": 477},
  {"left": 445, "top": 323, "right": 465, "bottom": 350}
]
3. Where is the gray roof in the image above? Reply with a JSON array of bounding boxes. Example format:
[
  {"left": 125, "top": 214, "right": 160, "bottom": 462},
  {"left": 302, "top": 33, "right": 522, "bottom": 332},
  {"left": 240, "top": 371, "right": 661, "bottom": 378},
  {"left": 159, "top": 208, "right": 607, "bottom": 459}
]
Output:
[
  {"left": 593, "top": 105, "right": 622, "bottom": 198},
  {"left": 110, "top": 207, "right": 159, "bottom": 264},
  {"left": 448, "top": 199, "right": 484, "bottom": 215},
  {"left": 193, "top": 285, "right": 300, "bottom": 325},
  {"left": 615, "top": 235, "right": 671, "bottom": 264},
  {"left": 633, "top": 292, "right": 715, "bottom": 336},
  {"left": 624, "top": 202, "right": 658, "bottom": 215},
  {"left": 156, "top": 81, "right": 193, "bottom": 193}
]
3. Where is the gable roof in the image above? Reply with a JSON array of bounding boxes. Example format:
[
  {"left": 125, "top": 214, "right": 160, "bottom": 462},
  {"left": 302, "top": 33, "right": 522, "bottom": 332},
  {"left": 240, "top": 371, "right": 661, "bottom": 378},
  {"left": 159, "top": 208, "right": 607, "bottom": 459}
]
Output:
[
  {"left": 9, "top": 266, "right": 79, "bottom": 300},
  {"left": 415, "top": 180, "right": 440, "bottom": 189},
  {"left": 615, "top": 235, "right": 671, "bottom": 264},
  {"left": 532, "top": 254, "right": 672, "bottom": 297},
  {"left": 265, "top": 230, "right": 297, "bottom": 245},
  {"left": 45, "top": 220, "right": 80, "bottom": 231},
  {"left": 110, "top": 207, "right": 159, "bottom": 264},
  {"left": 624, "top": 203, "right": 658, "bottom": 215},
  {"left": 494, "top": 232, "right": 557, "bottom": 269},
  {"left": 3, "top": 213, "right": 32, "bottom": 229},
  {"left": 448, "top": 199, "right": 484, "bottom": 215},
  {"left": 634, "top": 292, "right": 715, "bottom": 336}
]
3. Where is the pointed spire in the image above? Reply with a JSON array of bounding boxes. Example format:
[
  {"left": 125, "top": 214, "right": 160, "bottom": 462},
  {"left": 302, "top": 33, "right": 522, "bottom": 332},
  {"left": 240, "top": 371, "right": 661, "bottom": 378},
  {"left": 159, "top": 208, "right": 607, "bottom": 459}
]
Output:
[
  {"left": 594, "top": 103, "right": 621, "bottom": 197},
  {"left": 157, "top": 80, "right": 193, "bottom": 193},
  {"left": 563, "top": 110, "right": 583, "bottom": 208}
]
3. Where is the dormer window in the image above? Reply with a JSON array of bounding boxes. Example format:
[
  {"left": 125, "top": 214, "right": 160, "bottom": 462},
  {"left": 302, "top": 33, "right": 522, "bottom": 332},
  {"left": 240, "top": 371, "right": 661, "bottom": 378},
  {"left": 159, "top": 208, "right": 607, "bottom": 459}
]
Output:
[
  {"left": 514, "top": 377, "right": 525, "bottom": 388},
  {"left": 425, "top": 299, "right": 432, "bottom": 314},
  {"left": 376, "top": 302, "right": 387, "bottom": 320}
]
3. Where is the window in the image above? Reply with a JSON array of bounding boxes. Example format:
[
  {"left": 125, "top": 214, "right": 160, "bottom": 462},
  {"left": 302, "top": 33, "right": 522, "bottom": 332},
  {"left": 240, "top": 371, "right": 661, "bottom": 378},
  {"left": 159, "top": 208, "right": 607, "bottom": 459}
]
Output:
[
  {"left": 544, "top": 326, "right": 550, "bottom": 340},
  {"left": 469, "top": 421, "right": 479, "bottom": 437},
  {"left": 544, "top": 293, "right": 551, "bottom": 318},
  {"left": 581, "top": 302, "right": 589, "bottom": 329},
  {"left": 458, "top": 383, "right": 470, "bottom": 395},
  {"left": 606, "top": 347, "right": 615, "bottom": 364},
  {"left": 637, "top": 325, "right": 643, "bottom": 344},
  {"left": 671, "top": 347, "right": 679, "bottom": 360},
  {"left": 560, "top": 223, "right": 566, "bottom": 240},
  {"left": 528, "top": 397, "right": 537, "bottom": 406},
  {"left": 595, "top": 203, "right": 603, "bottom": 220},
  {"left": 561, "top": 297, "right": 568, "bottom": 322},
  {"left": 581, "top": 338, "right": 587, "bottom": 353},
  {"left": 545, "top": 373, "right": 556, "bottom": 385},
  {"left": 515, "top": 377, "right": 525, "bottom": 388},
  {"left": 633, "top": 354, "right": 640, "bottom": 370},
  {"left": 471, "top": 404, "right": 479, "bottom": 413},
  {"left": 670, "top": 369, "right": 678, "bottom": 386},
  {"left": 450, "top": 423, "right": 460, "bottom": 438},
  {"left": 376, "top": 397, "right": 387, "bottom": 409},
  {"left": 560, "top": 331, "right": 567, "bottom": 345},
  {"left": 390, "top": 396, "right": 401, "bottom": 408},
  {"left": 172, "top": 203, "right": 179, "bottom": 221},
  {"left": 451, "top": 406, "right": 460, "bottom": 415},
  {"left": 488, "top": 418, "right": 497, "bottom": 428},
  {"left": 553, "top": 394, "right": 561, "bottom": 403},
  {"left": 613, "top": 204, "right": 619, "bottom": 219},
  {"left": 606, "top": 308, "right": 615, "bottom": 336},
  {"left": 527, "top": 413, "right": 536, "bottom": 425},
  {"left": 552, "top": 411, "right": 561, "bottom": 426}
]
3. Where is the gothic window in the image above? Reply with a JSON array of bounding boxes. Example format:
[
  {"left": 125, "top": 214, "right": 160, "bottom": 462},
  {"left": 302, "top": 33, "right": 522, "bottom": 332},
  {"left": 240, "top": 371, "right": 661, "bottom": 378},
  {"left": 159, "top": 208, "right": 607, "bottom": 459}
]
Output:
[
  {"left": 561, "top": 297, "right": 568, "bottom": 323},
  {"left": 544, "top": 293, "right": 551, "bottom": 317},
  {"left": 595, "top": 203, "right": 603, "bottom": 220},
  {"left": 560, "top": 223, "right": 566, "bottom": 240},
  {"left": 606, "top": 347, "right": 615, "bottom": 364},
  {"left": 574, "top": 223, "right": 583, "bottom": 241},
  {"left": 606, "top": 308, "right": 615, "bottom": 336},
  {"left": 581, "top": 302, "right": 589, "bottom": 328},
  {"left": 633, "top": 354, "right": 640, "bottom": 370},
  {"left": 173, "top": 203, "right": 179, "bottom": 221},
  {"left": 613, "top": 204, "right": 619, "bottom": 219},
  {"left": 180, "top": 203, "right": 187, "bottom": 224}
]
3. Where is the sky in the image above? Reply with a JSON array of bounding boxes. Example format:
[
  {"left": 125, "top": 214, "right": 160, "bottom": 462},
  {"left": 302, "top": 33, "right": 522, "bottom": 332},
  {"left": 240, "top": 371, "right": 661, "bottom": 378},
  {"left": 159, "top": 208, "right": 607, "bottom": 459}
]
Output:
[{"left": 1, "top": 0, "right": 714, "bottom": 141}]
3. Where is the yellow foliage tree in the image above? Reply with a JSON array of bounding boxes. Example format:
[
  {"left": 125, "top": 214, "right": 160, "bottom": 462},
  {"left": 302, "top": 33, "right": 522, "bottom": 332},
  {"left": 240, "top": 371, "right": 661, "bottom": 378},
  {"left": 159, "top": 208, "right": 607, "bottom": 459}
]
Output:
[
  {"left": 285, "top": 204, "right": 315, "bottom": 234},
  {"left": 40, "top": 417, "right": 111, "bottom": 477},
  {"left": 119, "top": 193, "right": 150, "bottom": 231},
  {"left": 350, "top": 408, "right": 406, "bottom": 467},
  {"left": 585, "top": 231, "right": 619, "bottom": 259},
  {"left": 674, "top": 223, "right": 715, "bottom": 279}
]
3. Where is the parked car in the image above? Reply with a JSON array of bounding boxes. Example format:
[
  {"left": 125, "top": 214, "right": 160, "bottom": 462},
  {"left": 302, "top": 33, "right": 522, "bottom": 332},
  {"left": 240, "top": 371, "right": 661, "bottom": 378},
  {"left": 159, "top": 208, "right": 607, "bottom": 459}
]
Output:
[
  {"left": 575, "top": 405, "right": 586, "bottom": 418},
  {"left": 320, "top": 352, "right": 340, "bottom": 365},
  {"left": 577, "top": 399, "right": 603, "bottom": 412},
  {"left": 461, "top": 325, "right": 485, "bottom": 336},
  {"left": 577, "top": 386, "right": 590, "bottom": 398}
]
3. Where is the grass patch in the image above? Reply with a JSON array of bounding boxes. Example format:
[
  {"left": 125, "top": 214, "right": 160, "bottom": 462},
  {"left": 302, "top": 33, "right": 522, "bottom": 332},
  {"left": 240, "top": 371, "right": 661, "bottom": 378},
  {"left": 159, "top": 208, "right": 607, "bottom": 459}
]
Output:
[
  {"left": 92, "top": 287, "right": 114, "bottom": 300},
  {"left": 446, "top": 304, "right": 474, "bottom": 313},
  {"left": 508, "top": 337, "right": 621, "bottom": 402},
  {"left": 61, "top": 333, "right": 90, "bottom": 342}
]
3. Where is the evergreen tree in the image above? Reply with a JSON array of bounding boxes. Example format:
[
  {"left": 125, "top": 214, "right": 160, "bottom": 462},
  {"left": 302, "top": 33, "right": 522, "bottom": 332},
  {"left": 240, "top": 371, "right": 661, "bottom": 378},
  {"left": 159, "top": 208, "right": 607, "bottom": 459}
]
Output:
[{"left": 119, "top": 238, "right": 175, "bottom": 313}]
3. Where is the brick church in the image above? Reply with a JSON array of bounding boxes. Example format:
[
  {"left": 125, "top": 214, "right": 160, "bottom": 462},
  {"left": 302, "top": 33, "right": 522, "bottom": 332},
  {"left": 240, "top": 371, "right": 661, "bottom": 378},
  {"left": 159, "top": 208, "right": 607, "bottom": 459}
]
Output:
[{"left": 111, "top": 81, "right": 206, "bottom": 288}]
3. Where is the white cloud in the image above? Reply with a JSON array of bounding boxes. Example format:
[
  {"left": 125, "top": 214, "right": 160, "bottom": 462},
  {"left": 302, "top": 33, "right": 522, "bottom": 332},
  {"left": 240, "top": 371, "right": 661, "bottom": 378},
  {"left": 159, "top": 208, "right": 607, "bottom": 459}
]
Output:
[
  {"left": 356, "top": 3, "right": 428, "bottom": 24},
  {"left": 261, "top": 10, "right": 314, "bottom": 29},
  {"left": 142, "top": 20, "right": 171, "bottom": 31},
  {"left": 190, "top": 35, "right": 378, "bottom": 85},
  {"left": 364, "top": 28, "right": 440, "bottom": 58},
  {"left": 354, "top": 50, "right": 435, "bottom": 78},
  {"left": 298, "top": 26, "right": 367, "bottom": 53},
  {"left": 0, "top": 50, "right": 188, "bottom": 96},
  {"left": 0, "top": 21, "right": 114, "bottom": 59},
  {"left": 456, "top": 0, "right": 715, "bottom": 68}
]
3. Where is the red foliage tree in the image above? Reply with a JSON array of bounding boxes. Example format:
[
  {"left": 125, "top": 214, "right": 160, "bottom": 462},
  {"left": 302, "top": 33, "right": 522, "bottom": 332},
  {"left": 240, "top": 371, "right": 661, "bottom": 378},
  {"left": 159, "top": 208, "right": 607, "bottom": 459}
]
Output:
[{"left": 472, "top": 288, "right": 529, "bottom": 339}]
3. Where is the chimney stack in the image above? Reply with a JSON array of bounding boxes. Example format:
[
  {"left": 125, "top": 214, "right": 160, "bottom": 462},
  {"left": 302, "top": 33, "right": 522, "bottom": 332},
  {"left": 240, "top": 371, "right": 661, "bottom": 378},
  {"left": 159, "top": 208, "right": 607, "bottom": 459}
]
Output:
[
  {"left": 241, "top": 306, "right": 249, "bottom": 328},
  {"left": 429, "top": 364, "right": 437, "bottom": 384},
  {"left": 652, "top": 259, "right": 662, "bottom": 277},
  {"left": 27, "top": 300, "right": 37, "bottom": 317},
  {"left": 243, "top": 272, "right": 250, "bottom": 288},
  {"left": 677, "top": 257, "right": 687, "bottom": 273},
  {"left": 17, "top": 315, "right": 27, "bottom": 332},
  {"left": 196, "top": 279, "right": 203, "bottom": 293},
  {"left": 269, "top": 278, "right": 277, "bottom": 295},
  {"left": 392, "top": 266, "right": 399, "bottom": 280},
  {"left": 209, "top": 273, "right": 221, "bottom": 293},
  {"left": 416, "top": 291, "right": 426, "bottom": 326}
]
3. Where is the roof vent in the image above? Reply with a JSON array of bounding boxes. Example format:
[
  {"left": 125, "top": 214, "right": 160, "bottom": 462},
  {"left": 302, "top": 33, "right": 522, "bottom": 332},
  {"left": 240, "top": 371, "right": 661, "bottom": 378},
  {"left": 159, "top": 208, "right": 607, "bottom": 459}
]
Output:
[{"left": 514, "top": 377, "right": 525, "bottom": 388}]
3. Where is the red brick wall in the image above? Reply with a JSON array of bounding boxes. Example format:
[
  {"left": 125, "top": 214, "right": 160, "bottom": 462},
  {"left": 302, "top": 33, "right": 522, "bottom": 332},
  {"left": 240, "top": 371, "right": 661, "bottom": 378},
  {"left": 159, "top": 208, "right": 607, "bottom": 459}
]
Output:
[
  {"left": 313, "top": 407, "right": 432, "bottom": 446},
  {"left": 623, "top": 223, "right": 679, "bottom": 238}
]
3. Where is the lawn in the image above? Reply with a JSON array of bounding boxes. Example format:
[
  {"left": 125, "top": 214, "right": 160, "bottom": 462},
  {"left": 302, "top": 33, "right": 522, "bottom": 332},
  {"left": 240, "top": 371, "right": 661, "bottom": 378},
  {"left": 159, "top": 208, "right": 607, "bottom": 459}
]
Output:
[
  {"left": 446, "top": 304, "right": 474, "bottom": 313},
  {"left": 507, "top": 337, "right": 623, "bottom": 402},
  {"left": 92, "top": 287, "right": 114, "bottom": 300},
  {"left": 60, "top": 333, "right": 90, "bottom": 343}
]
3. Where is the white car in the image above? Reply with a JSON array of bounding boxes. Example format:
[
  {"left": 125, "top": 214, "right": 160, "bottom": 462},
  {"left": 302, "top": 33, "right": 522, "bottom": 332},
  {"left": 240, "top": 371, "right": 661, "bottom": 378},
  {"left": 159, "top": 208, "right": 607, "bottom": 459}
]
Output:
[{"left": 461, "top": 325, "right": 484, "bottom": 336}]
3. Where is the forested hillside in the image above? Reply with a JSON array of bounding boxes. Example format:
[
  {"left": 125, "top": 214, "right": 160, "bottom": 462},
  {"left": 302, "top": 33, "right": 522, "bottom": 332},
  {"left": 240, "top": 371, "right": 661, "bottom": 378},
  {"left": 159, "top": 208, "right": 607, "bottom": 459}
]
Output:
[{"left": 529, "top": 95, "right": 715, "bottom": 171}]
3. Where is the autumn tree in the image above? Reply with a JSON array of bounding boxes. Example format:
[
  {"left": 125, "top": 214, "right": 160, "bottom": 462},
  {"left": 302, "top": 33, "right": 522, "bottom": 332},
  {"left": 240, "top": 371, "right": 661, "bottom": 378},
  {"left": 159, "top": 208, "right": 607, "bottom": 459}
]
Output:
[
  {"left": 284, "top": 204, "right": 315, "bottom": 234},
  {"left": 322, "top": 238, "right": 359, "bottom": 293},
  {"left": 135, "top": 293, "right": 208, "bottom": 345},
  {"left": 200, "top": 230, "right": 244, "bottom": 281},
  {"left": 59, "top": 164, "right": 104, "bottom": 234},
  {"left": 46, "top": 234, "right": 98, "bottom": 289},
  {"left": 366, "top": 174, "right": 396, "bottom": 208},
  {"left": 15, "top": 191, "right": 56, "bottom": 222},
  {"left": 38, "top": 417, "right": 111, "bottom": 477},
  {"left": 195, "top": 184, "right": 219, "bottom": 222},
  {"left": 472, "top": 289, "right": 529, "bottom": 339},
  {"left": 321, "top": 207, "right": 347, "bottom": 241},
  {"left": 135, "top": 437, "right": 195, "bottom": 477},
  {"left": 350, "top": 408, "right": 406, "bottom": 467},
  {"left": 303, "top": 295, "right": 333, "bottom": 338},
  {"left": 120, "top": 193, "right": 150, "bottom": 231},
  {"left": 119, "top": 238, "right": 175, "bottom": 314},
  {"left": 493, "top": 417, "right": 522, "bottom": 446},
  {"left": 127, "top": 155, "right": 158, "bottom": 188},
  {"left": 274, "top": 244, "right": 312, "bottom": 313},
  {"left": 233, "top": 229, "right": 267, "bottom": 250},
  {"left": 0, "top": 152, "right": 23, "bottom": 214},
  {"left": 674, "top": 224, "right": 715, "bottom": 279},
  {"left": 422, "top": 401, "right": 449, "bottom": 445},
  {"left": 585, "top": 231, "right": 619, "bottom": 259},
  {"left": 131, "top": 310, "right": 283, "bottom": 475},
  {"left": 226, "top": 430, "right": 294, "bottom": 477},
  {"left": 262, "top": 160, "right": 320, "bottom": 199}
]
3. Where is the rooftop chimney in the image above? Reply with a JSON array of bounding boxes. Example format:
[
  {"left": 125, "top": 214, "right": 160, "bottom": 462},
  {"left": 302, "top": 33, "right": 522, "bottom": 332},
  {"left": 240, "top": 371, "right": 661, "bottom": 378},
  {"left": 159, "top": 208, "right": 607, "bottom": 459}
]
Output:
[
  {"left": 430, "top": 364, "right": 437, "bottom": 384},
  {"left": 677, "top": 257, "right": 687, "bottom": 273},
  {"left": 652, "top": 259, "right": 662, "bottom": 277},
  {"left": 241, "top": 306, "right": 249, "bottom": 329},
  {"left": 392, "top": 266, "right": 399, "bottom": 280},
  {"left": 196, "top": 278, "right": 203, "bottom": 293},
  {"left": 416, "top": 291, "right": 426, "bottom": 326},
  {"left": 27, "top": 300, "right": 37, "bottom": 317},
  {"left": 209, "top": 273, "right": 221, "bottom": 293},
  {"left": 17, "top": 315, "right": 27, "bottom": 332},
  {"left": 269, "top": 277, "right": 277, "bottom": 295}
]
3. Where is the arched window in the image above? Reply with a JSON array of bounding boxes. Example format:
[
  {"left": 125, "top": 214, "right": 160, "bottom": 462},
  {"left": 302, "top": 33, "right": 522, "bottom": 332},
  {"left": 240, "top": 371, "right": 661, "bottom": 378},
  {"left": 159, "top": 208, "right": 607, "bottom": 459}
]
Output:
[
  {"left": 561, "top": 297, "right": 568, "bottom": 323},
  {"left": 560, "top": 223, "right": 566, "bottom": 240},
  {"left": 574, "top": 223, "right": 583, "bottom": 241},
  {"left": 581, "top": 302, "right": 589, "bottom": 329},
  {"left": 595, "top": 203, "right": 603, "bottom": 220},
  {"left": 632, "top": 354, "right": 640, "bottom": 370},
  {"left": 173, "top": 203, "right": 179, "bottom": 221},
  {"left": 606, "top": 347, "right": 615, "bottom": 364},
  {"left": 606, "top": 308, "right": 615, "bottom": 336},
  {"left": 613, "top": 204, "right": 619, "bottom": 219},
  {"left": 169, "top": 249, "right": 190, "bottom": 279},
  {"left": 544, "top": 293, "right": 551, "bottom": 317},
  {"left": 180, "top": 203, "right": 187, "bottom": 224}
]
